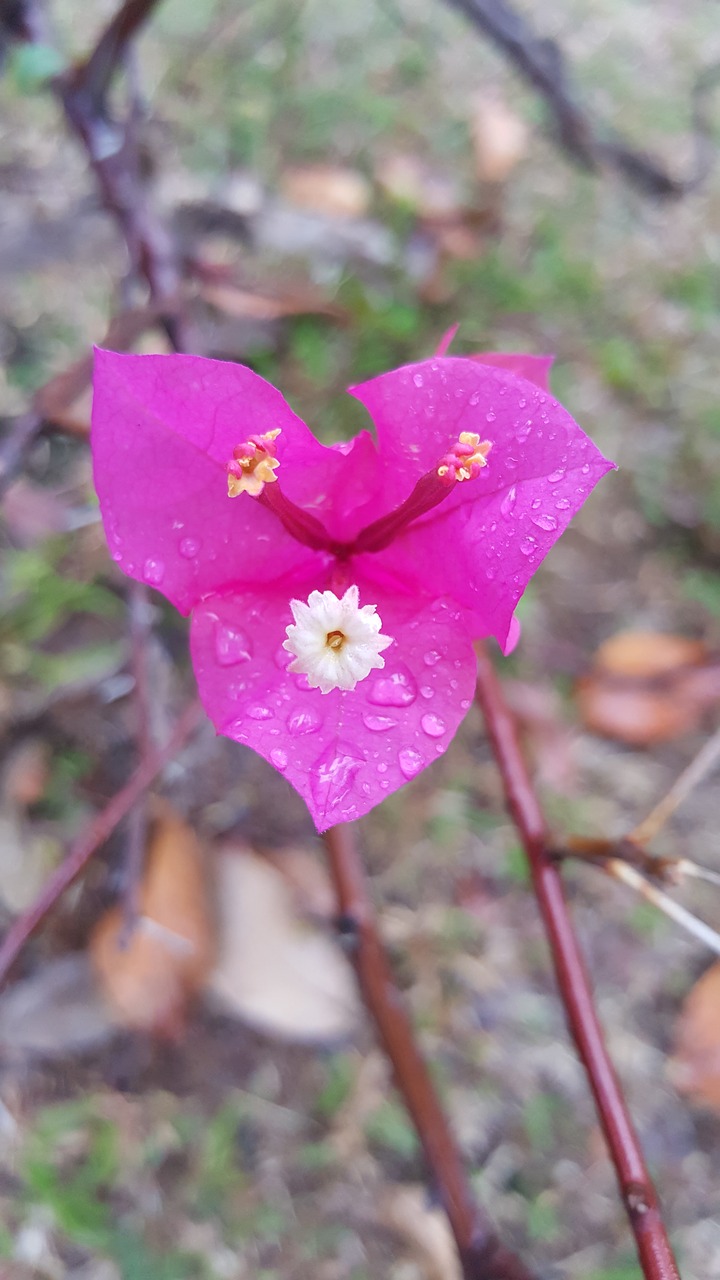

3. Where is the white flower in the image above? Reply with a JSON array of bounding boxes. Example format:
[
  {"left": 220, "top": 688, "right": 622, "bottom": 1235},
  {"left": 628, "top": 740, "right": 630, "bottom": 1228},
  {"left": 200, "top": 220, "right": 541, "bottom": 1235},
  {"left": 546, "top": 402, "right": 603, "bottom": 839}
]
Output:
[{"left": 283, "top": 585, "right": 392, "bottom": 694}]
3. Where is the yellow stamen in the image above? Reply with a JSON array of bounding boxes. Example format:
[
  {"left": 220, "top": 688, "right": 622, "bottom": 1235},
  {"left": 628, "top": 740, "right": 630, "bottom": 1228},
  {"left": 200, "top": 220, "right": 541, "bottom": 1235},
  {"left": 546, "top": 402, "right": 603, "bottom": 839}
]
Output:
[{"left": 227, "top": 429, "right": 281, "bottom": 498}]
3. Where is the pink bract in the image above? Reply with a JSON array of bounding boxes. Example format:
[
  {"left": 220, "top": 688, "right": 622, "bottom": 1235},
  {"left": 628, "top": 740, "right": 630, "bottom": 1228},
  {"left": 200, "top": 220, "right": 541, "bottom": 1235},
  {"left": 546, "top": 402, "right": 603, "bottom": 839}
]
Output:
[{"left": 92, "top": 347, "right": 614, "bottom": 830}]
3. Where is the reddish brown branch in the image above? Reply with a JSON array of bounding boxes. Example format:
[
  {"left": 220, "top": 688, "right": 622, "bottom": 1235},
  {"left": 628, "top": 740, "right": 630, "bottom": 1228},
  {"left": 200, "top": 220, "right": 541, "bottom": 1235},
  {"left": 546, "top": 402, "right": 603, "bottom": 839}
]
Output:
[
  {"left": 0, "top": 698, "right": 203, "bottom": 989},
  {"left": 474, "top": 645, "right": 680, "bottom": 1280},
  {"left": 323, "top": 824, "right": 536, "bottom": 1280}
]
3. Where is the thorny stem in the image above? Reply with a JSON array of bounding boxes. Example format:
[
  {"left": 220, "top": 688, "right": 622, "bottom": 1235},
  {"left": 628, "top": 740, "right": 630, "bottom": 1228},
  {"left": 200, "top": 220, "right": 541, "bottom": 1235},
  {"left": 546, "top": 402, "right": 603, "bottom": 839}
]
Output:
[
  {"left": 323, "top": 824, "right": 537, "bottom": 1280},
  {"left": 474, "top": 645, "right": 680, "bottom": 1280},
  {"left": 0, "top": 699, "right": 203, "bottom": 989}
]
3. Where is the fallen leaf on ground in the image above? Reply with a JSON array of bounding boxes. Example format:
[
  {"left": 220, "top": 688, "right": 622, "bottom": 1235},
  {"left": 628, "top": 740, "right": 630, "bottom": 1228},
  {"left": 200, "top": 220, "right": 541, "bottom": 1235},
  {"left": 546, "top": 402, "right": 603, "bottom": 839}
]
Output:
[
  {"left": 281, "top": 165, "right": 371, "bottom": 218},
  {"left": 207, "top": 844, "right": 359, "bottom": 1043},
  {"left": 379, "top": 1184, "right": 462, "bottom": 1280},
  {"left": 671, "top": 961, "right": 720, "bottom": 1112},
  {"left": 90, "top": 805, "right": 214, "bottom": 1036},
  {"left": 200, "top": 281, "right": 345, "bottom": 322},
  {"left": 576, "top": 630, "right": 720, "bottom": 745},
  {"left": 469, "top": 94, "right": 529, "bottom": 184}
]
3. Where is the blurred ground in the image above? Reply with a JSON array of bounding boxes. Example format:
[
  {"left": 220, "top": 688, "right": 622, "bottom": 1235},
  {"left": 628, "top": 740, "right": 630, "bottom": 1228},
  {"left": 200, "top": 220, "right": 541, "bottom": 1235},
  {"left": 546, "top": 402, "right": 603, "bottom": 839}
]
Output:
[{"left": 1, "top": 1, "right": 720, "bottom": 1277}]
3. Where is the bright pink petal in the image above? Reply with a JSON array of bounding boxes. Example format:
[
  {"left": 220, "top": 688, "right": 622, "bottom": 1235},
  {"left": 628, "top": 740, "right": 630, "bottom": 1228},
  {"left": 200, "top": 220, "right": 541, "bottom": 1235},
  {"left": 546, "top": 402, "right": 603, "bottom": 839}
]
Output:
[
  {"left": 92, "top": 349, "right": 330, "bottom": 612},
  {"left": 351, "top": 357, "right": 614, "bottom": 648},
  {"left": 190, "top": 578, "right": 477, "bottom": 831},
  {"left": 472, "top": 352, "right": 554, "bottom": 391}
]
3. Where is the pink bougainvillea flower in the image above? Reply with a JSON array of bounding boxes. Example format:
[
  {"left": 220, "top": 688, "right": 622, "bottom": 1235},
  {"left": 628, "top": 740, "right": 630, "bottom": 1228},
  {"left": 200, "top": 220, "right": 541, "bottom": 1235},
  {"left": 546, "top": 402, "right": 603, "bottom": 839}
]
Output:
[{"left": 92, "top": 348, "right": 614, "bottom": 830}]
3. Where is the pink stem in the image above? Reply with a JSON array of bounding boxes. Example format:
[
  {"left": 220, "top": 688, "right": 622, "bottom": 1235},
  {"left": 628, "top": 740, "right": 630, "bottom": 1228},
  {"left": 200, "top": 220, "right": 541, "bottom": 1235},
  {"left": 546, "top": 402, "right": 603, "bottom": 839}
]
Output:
[
  {"left": 474, "top": 645, "right": 680, "bottom": 1280},
  {"left": 323, "top": 823, "right": 537, "bottom": 1280}
]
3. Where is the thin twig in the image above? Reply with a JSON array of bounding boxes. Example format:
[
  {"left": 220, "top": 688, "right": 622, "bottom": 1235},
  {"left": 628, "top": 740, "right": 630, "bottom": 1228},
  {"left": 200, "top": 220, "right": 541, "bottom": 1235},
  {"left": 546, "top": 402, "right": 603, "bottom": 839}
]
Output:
[
  {"left": 605, "top": 860, "right": 720, "bottom": 956},
  {"left": 443, "top": 0, "right": 717, "bottom": 197},
  {"left": 474, "top": 644, "right": 680, "bottom": 1280},
  {"left": 0, "top": 699, "right": 203, "bottom": 990},
  {"left": 323, "top": 823, "right": 537, "bottom": 1280},
  {"left": 631, "top": 724, "right": 720, "bottom": 846}
]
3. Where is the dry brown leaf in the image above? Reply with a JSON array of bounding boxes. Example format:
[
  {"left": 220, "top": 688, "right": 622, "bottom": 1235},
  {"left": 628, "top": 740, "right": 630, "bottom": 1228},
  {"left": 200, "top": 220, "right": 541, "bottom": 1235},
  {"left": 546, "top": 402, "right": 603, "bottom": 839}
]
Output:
[
  {"left": 90, "top": 805, "right": 214, "bottom": 1037},
  {"left": 207, "top": 844, "right": 359, "bottom": 1043},
  {"left": 576, "top": 631, "right": 720, "bottom": 745},
  {"left": 593, "top": 631, "right": 707, "bottom": 679},
  {"left": 380, "top": 1184, "right": 462, "bottom": 1280},
  {"left": 671, "top": 961, "right": 720, "bottom": 1111},
  {"left": 470, "top": 94, "right": 528, "bottom": 184},
  {"left": 281, "top": 165, "right": 371, "bottom": 218},
  {"left": 200, "top": 281, "right": 344, "bottom": 323}
]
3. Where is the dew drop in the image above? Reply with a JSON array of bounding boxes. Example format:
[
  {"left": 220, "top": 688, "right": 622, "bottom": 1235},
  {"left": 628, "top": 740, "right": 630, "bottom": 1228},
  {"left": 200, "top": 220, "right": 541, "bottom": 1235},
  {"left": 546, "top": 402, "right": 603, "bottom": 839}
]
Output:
[
  {"left": 368, "top": 667, "right": 418, "bottom": 707},
  {"left": 179, "top": 536, "right": 201, "bottom": 559},
  {"left": 423, "top": 650, "right": 441, "bottom": 667},
  {"left": 270, "top": 748, "right": 288, "bottom": 771},
  {"left": 311, "top": 742, "right": 365, "bottom": 812},
  {"left": 531, "top": 497, "right": 541, "bottom": 509},
  {"left": 377, "top": 762, "right": 388, "bottom": 774},
  {"left": 531, "top": 513, "right": 558, "bottom": 532},
  {"left": 421, "top": 713, "right": 446, "bottom": 738},
  {"left": 143, "top": 557, "right": 165, "bottom": 585},
  {"left": 486, "top": 410, "right": 496, "bottom": 422},
  {"left": 287, "top": 707, "right": 322, "bottom": 735},
  {"left": 246, "top": 704, "right": 273, "bottom": 720},
  {"left": 420, "top": 685, "right": 434, "bottom": 699},
  {"left": 363, "top": 714, "right": 398, "bottom": 732},
  {"left": 215, "top": 623, "right": 252, "bottom": 666},
  {"left": 500, "top": 486, "right": 517, "bottom": 518},
  {"left": 520, "top": 536, "right": 537, "bottom": 557},
  {"left": 555, "top": 497, "right": 571, "bottom": 510},
  {"left": 581, "top": 463, "right": 590, "bottom": 474},
  {"left": 547, "top": 466, "right": 566, "bottom": 483},
  {"left": 460, "top": 698, "right": 471, "bottom": 710},
  {"left": 398, "top": 747, "right": 424, "bottom": 779}
]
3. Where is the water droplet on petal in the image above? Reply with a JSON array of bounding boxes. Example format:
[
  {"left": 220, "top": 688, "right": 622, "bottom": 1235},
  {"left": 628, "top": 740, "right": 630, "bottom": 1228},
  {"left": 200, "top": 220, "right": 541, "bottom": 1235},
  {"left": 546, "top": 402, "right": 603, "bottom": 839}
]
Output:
[
  {"left": 246, "top": 704, "right": 273, "bottom": 720},
  {"left": 377, "top": 762, "right": 388, "bottom": 774},
  {"left": 412, "top": 372, "right": 424, "bottom": 387},
  {"left": 460, "top": 699, "right": 471, "bottom": 710},
  {"left": 486, "top": 410, "right": 496, "bottom": 423},
  {"left": 421, "top": 713, "right": 446, "bottom": 738},
  {"left": 143, "top": 558, "right": 165, "bottom": 585},
  {"left": 311, "top": 742, "right": 365, "bottom": 812},
  {"left": 287, "top": 707, "right": 322, "bottom": 735},
  {"left": 531, "top": 513, "right": 558, "bottom": 532},
  {"left": 500, "top": 487, "right": 517, "bottom": 518},
  {"left": 368, "top": 667, "right": 417, "bottom": 707},
  {"left": 423, "top": 650, "right": 441, "bottom": 667},
  {"left": 520, "top": 536, "right": 537, "bottom": 557},
  {"left": 270, "top": 748, "right": 288, "bottom": 771},
  {"left": 547, "top": 466, "right": 566, "bottom": 483},
  {"left": 555, "top": 497, "right": 571, "bottom": 510},
  {"left": 420, "top": 685, "right": 434, "bottom": 699},
  {"left": 179, "top": 536, "right": 201, "bottom": 559},
  {"left": 398, "top": 747, "right": 424, "bottom": 779},
  {"left": 363, "top": 714, "right": 399, "bottom": 732},
  {"left": 215, "top": 623, "right": 252, "bottom": 666}
]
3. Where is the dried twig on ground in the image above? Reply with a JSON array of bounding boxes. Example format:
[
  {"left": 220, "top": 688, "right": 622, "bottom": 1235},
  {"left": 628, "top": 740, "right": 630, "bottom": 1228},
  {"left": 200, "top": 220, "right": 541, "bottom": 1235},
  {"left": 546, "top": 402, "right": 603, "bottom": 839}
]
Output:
[{"left": 0, "top": 699, "right": 203, "bottom": 988}]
